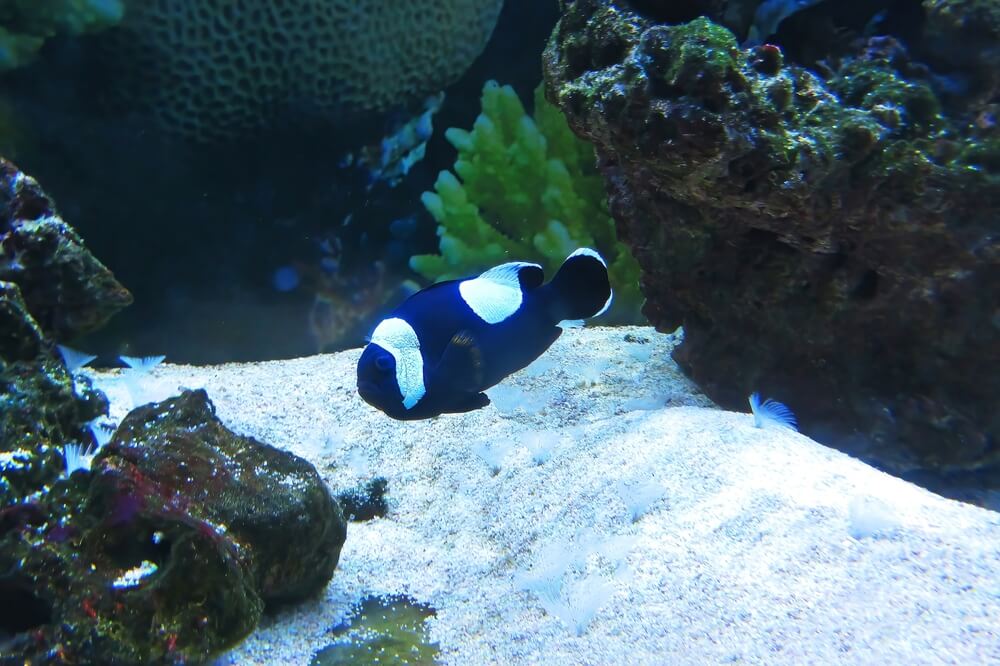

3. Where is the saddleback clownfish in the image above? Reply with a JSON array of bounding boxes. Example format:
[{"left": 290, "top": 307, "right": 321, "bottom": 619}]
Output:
[{"left": 356, "top": 248, "right": 612, "bottom": 420}]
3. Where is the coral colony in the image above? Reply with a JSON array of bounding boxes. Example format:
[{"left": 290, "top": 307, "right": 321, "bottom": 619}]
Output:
[{"left": 412, "top": 82, "right": 645, "bottom": 323}]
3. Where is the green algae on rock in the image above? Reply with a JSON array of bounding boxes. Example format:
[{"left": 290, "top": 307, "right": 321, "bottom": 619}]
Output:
[
  {"left": 311, "top": 594, "right": 439, "bottom": 666},
  {"left": 0, "top": 158, "right": 345, "bottom": 663},
  {"left": 543, "top": 3, "right": 1000, "bottom": 477},
  {"left": 921, "top": 0, "right": 1000, "bottom": 107}
]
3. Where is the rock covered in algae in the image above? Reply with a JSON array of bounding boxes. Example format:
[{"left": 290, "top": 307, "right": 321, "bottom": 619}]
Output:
[
  {"left": 0, "top": 280, "right": 107, "bottom": 507},
  {"left": 0, "top": 157, "right": 133, "bottom": 339},
  {"left": 0, "top": 156, "right": 120, "bottom": 509},
  {"left": 1, "top": 389, "right": 346, "bottom": 664},
  {"left": 311, "top": 594, "right": 439, "bottom": 666},
  {"left": 104, "top": 389, "right": 347, "bottom": 605},
  {"left": 920, "top": 0, "right": 1000, "bottom": 107},
  {"left": 543, "top": 2, "right": 1000, "bottom": 476},
  {"left": 0, "top": 158, "right": 344, "bottom": 662}
]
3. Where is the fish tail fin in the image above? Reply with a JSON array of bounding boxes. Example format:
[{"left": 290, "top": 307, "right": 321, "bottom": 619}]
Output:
[{"left": 544, "top": 248, "right": 613, "bottom": 322}]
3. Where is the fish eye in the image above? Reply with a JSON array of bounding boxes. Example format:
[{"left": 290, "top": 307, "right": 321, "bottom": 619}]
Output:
[{"left": 375, "top": 355, "right": 393, "bottom": 372}]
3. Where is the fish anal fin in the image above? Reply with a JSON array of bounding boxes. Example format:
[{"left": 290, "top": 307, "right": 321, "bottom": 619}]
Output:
[{"left": 445, "top": 391, "right": 490, "bottom": 415}]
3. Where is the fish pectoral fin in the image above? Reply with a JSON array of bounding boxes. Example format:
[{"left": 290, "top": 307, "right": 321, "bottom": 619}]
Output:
[
  {"left": 445, "top": 392, "right": 491, "bottom": 414},
  {"left": 435, "top": 329, "right": 486, "bottom": 392}
]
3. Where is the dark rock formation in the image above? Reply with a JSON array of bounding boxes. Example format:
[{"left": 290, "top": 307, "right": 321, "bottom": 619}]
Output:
[
  {"left": 0, "top": 156, "right": 123, "bottom": 508},
  {"left": 105, "top": 390, "right": 347, "bottom": 606},
  {"left": 1, "top": 389, "right": 347, "bottom": 664},
  {"left": 336, "top": 476, "right": 389, "bottom": 522},
  {"left": 0, "top": 281, "right": 107, "bottom": 507},
  {"left": 0, "top": 159, "right": 345, "bottom": 663},
  {"left": 0, "top": 158, "right": 133, "bottom": 339},
  {"left": 543, "top": 1, "right": 1000, "bottom": 479}
]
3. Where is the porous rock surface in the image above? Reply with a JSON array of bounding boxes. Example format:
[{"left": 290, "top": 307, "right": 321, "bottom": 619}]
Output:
[
  {"left": 0, "top": 159, "right": 343, "bottom": 664},
  {"left": 542, "top": 0, "right": 1000, "bottom": 478},
  {"left": 0, "top": 280, "right": 106, "bottom": 506},
  {"left": 106, "top": 389, "right": 347, "bottom": 606},
  {"left": 0, "top": 155, "right": 121, "bottom": 513},
  {"left": 0, "top": 157, "right": 132, "bottom": 338},
  {"left": 1, "top": 389, "right": 346, "bottom": 664}
]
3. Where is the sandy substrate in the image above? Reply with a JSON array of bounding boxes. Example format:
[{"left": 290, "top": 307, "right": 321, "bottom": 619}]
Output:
[{"left": 85, "top": 326, "right": 1000, "bottom": 665}]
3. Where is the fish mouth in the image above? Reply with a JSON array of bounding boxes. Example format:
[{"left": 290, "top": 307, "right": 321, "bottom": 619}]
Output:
[{"left": 357, "top": 382, "right": 379, "bottom": 406}]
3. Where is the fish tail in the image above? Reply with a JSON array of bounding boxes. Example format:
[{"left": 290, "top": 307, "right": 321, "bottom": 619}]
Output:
[{"left": 544, "top": 248, "right": 613, "bottom": 321}]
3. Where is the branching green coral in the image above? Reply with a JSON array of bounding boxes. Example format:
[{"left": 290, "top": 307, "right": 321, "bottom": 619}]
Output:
[
  {"left": 412, "top": 81, "right": 644, "bottom": 323},
  {"left": 0, "top": 0, "right": 123, "bottom": 71}
]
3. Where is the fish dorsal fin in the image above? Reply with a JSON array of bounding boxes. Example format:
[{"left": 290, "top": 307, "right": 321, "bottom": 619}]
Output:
[
  {"left": 459, "top": 261, "right": 543, "bottom": 324},
  {"left": 435, "top": 329, "right": 485, "bottom": 392},
  {"left": 370, "top": 317, "right": 426, "bottom": 410},
  {"left": 480, "top": 261, "right": 544, "bottom": 290}
]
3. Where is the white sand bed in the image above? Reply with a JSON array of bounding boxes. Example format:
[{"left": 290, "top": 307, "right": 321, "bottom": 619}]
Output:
[{"left": 85, "top": 326, "right": 1000, "bottom": 665}]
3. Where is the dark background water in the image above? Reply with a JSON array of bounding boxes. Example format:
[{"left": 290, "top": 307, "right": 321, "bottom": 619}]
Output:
[{"left": 1, "top": 0, "right": 560, "bottom": 365}]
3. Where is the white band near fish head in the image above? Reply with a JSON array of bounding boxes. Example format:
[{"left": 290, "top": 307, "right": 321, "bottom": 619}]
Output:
[{"left": 370, "top": 317, "right": 426, "bottom": 410}]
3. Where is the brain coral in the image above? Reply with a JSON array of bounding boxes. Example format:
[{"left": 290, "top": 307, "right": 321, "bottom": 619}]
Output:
[{"left": 101, "top": 0, "right": 504, "bottom": 141}]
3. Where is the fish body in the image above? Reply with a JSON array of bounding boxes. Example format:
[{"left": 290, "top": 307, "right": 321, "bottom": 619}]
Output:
[{"left": 357, "top": 248, "right": 612, "bottom": 419}]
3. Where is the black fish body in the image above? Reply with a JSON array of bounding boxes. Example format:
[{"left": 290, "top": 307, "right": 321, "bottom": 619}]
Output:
[{"left": 356, "top": 248, "right": 612, "bottom": 420}]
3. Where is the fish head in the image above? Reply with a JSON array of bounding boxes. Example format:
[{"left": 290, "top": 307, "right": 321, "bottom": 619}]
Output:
[
  {"left": 357, "top": 317, "right": 428, "bottom": 419},
  {"left": 356, "top": 343, "right": 406, "bottom": 416}
]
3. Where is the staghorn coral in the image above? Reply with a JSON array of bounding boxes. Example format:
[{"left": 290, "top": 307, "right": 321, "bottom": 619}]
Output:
[
  {"left": 412, "top": 81, "right": 644, "bottom": 323},
  {"left": 95, "top": 0, "right": 504, "bottom": 142},
  {"left": 0, "top": 0, "right": 123, "bottom": 71}
]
